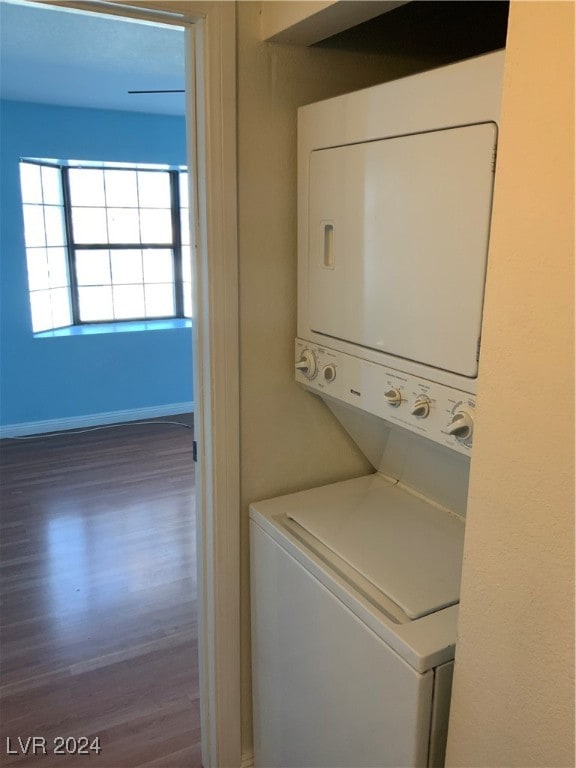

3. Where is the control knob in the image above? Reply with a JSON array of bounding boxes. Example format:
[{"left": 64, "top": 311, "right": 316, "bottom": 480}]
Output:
[
  {"left": 384, "top": 389, "right": 402, "bottom": 407},
  {"left": 447, "top": 409, "right": 474, "bottom": 442},
  {"left": 411, "top": 396, "right": 431, "bottom": 419},
  {"left": 295, "top": 349, "right": 318, "bottom": 380},
  {"left": 322, "top": 364, "right": 336, "bottom": 383}
]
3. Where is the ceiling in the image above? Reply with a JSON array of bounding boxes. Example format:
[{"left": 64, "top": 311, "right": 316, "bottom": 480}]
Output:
[{"left": 0, "top": 0, "right": 186, "bottom": 115}]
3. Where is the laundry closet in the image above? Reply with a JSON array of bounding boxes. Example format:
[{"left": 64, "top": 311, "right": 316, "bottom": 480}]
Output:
[{"left": 249, "top": 51, "right": 504, "bottom": 768}]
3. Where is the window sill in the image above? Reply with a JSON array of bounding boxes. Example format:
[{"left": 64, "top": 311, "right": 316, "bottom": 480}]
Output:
[{"left": 34, "top": 318, "right": 192, "bottom": 339}]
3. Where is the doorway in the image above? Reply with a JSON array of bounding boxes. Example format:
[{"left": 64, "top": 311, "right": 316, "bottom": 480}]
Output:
[{"left": 0, "top": 2, "right": 240, "bottom": 766}]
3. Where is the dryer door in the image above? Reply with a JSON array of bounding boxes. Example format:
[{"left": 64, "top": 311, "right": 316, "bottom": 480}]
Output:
[{"left": 307, "top": 122, "right": 497, "bottom": 378}]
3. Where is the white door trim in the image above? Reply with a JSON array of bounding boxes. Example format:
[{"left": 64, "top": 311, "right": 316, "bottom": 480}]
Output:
[
  {"left": 186, "top": 5, "right": 241, "bottom": 768},
  {"left": 28, "top": 2, "right": 241, "bottom": 765}
]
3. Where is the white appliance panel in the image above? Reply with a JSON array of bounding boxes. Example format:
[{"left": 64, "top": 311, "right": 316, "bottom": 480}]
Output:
[
  {"left": 251, "top": 520, "right": 434, "bottom": 768},
  {"left": 295, "top": 339, "right": 477, "bottom": 457},
  {"left": 287, "top": 474, "right": 465, "bottom": 620},
  {"left": 308, "top": 123, "right": 497, "bottom": 378}
]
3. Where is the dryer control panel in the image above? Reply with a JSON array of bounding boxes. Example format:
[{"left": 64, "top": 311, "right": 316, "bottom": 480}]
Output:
[{"left": 295, "top": 338, "right": 475, "bottom": 456}]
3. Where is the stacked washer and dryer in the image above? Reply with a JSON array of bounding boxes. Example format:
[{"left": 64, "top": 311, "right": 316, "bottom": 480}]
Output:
[{"left": 250, "top": 52, "right": 504, "bottom": 768}]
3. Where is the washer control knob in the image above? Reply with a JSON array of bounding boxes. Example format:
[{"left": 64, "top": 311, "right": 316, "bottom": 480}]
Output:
[
  {"left": 295, "top": 349, "right": 318, "bottom": 380},
  {"left": 322, "top": 364, "right": 336, "bottom": 383},
  {"left": 447, "top": 410, "right": 474, "bottom": 441},
  {"left": 411, "top": 396, "right": 431, "bottom": 419},
  {"left": 384, "top": 389, "right": 402, "bottom": 407}
]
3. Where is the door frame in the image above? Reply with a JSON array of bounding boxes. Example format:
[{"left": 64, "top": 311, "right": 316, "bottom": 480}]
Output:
[
  {"left": 30, "top": 2, "right": 241, "bottom": 765},
  {"left": 184, "top": 5, "right": 241, "bottom": 768}
]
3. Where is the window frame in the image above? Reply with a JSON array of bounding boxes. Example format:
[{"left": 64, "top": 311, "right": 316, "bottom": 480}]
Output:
[{"left": 20, "top": 158, "right": 191, "bottom": 330}]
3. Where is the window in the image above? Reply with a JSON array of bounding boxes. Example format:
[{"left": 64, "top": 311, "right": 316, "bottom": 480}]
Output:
[{"left": 19, "top": 159, "right": 192, "bottom": 333}]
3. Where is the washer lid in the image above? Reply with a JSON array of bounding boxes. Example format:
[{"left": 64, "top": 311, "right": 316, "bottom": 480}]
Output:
[{"left": 287, "top": 474, "right": 465, "bottom": 620}]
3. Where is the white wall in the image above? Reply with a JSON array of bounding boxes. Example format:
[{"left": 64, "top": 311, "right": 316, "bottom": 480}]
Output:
[{"left": 446, "top": 2, "right": 575, "bottom": 765}]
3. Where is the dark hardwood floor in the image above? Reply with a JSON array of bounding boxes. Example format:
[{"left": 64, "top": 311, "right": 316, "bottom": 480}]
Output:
[{"left": 0, "top": 418, "right": 201, "bottom": 767}]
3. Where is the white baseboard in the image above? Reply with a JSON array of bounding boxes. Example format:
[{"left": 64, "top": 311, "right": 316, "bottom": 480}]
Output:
[
  {"left": 0, "top": 402, "right": 195, "bottom": 439},
  {"left": 241, "top": 750, "right": 254, "bottom": 768}
]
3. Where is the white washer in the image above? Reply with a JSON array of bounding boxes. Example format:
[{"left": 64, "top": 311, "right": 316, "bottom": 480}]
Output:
[{"left": 250, "top": 473, "right": 465, "bottom": 768}]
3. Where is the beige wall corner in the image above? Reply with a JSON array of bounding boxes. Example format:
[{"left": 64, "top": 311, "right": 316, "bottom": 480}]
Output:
[{"left": 446, "top": 2, "right": 575, "bottom": 766}]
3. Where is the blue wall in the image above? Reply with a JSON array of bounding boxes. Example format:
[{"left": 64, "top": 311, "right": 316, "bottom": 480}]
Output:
[{"left": 0, "top": 100, "right": 193, "bottom": 431}]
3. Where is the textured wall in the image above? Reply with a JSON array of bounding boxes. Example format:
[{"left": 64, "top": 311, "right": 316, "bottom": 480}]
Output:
[{"left": 446, "top": 3, "right": 575, "bottom": 765}]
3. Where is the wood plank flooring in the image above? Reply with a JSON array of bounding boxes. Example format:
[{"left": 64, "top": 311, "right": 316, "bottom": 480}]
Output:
[{"left": 0, "top": 418, "right": 201, "bottom": 767}]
